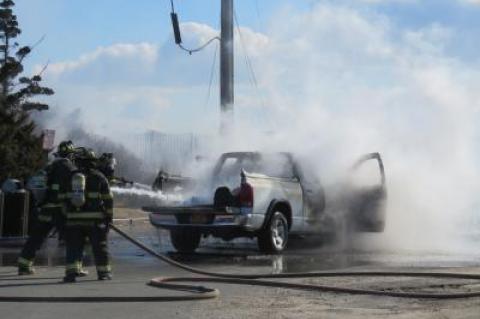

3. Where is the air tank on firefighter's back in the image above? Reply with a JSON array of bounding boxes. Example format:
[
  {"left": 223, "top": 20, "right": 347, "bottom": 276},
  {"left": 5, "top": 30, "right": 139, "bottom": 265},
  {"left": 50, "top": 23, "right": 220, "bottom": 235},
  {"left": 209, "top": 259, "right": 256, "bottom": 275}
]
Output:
[{"left": 71, "top": 172, "right": 86, "bottom": 208}]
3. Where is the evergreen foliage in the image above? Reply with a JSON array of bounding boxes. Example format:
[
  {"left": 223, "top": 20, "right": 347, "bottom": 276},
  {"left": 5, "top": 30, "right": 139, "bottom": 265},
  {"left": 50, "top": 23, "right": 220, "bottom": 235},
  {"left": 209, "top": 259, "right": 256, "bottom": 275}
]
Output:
[{"left": 0, "top": 0, "right": 53, "bottom": 184}]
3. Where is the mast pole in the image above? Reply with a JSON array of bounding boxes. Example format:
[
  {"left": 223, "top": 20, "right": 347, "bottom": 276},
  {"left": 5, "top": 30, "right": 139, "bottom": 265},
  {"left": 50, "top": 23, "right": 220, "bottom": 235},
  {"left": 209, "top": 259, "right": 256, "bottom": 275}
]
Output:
[{"left": 220, "top": 0, "right": 234, "bottom": 134}]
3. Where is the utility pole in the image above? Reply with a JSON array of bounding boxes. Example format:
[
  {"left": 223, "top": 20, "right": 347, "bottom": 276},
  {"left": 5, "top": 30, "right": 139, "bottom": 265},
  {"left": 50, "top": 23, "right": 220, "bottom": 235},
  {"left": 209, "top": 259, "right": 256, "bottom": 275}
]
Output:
[
  {"left": 220, "top": 0, "right": 234, "bottom": 134},
  {"left": 170, "top": 0, "right": 234, "bottom": 133}
]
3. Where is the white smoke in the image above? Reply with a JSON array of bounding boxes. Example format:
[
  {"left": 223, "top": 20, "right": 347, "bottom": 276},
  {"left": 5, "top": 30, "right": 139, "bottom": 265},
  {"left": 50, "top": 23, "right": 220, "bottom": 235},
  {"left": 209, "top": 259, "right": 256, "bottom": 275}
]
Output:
[
  {"left": 33, "top": 2, "right": 480, "bottom": 253},
  {"left": 200, "top": 3, "right": 480, "bottom": 253},
  {"left": 111, "top": 186, "right": 183, "bottom": 206},
  {"left": 235, "top": 3, "right": 480, "bottom": 252}
]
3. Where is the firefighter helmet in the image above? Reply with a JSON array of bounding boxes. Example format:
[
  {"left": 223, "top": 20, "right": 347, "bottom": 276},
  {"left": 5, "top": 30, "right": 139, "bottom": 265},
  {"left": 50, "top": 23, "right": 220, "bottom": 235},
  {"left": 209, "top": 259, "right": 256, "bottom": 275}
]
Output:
[
  {"left": 56, "top": 140, "right": 75, "bottom": 158},
  {"left": 98, "top": 153, "right": 116, "bottom": 178},
  {"left": 77, "top": 148, "right": 97, "bottom": 161},
  {"left": 74, "top": 147, "right": 97, "bottom": 169}
]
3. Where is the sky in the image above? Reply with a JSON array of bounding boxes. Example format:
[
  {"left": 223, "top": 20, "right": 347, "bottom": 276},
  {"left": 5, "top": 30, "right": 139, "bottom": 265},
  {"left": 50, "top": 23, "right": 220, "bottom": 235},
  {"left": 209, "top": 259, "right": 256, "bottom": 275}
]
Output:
[
  {"left": 14, "top": 0, "right": 480, "bottom": 136},
  {"left": 15, "top": 0, "right": 480, "bottom": 66},
  {"left": 11, "top": 1, "right": 480, "bottom": 250}
]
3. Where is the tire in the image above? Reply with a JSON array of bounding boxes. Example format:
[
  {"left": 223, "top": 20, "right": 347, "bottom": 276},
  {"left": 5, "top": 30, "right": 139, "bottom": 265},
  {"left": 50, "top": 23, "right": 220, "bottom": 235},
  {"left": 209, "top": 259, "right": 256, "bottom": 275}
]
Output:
[
  {"left": 257, "top": 211, "right": 289, "bottom": 254},
  {"left": 170, "top": 229, "right": 201, "bottom": 253}
]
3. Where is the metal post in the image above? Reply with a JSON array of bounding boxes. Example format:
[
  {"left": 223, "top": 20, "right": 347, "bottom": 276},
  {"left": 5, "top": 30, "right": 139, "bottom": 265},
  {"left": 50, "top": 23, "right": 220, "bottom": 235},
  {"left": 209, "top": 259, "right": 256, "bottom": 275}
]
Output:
[
  {"left": 0, "top": 191, "right": 3, "bottom": 237},
  {"left": 220, "top": 0, "right": 234, "bottom": 134},
  {"left": 22, "top": 191, "right": 29, "bottom": 237}
]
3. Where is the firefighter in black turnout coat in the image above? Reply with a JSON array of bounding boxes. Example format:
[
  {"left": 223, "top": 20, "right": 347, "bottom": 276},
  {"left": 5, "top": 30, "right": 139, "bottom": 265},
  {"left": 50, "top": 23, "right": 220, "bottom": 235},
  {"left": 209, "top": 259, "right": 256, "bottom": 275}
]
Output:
[
  {"left": 18, "top": 141, "right": 77, "bottom": 275},
  {"left": 63, "top": 149, "right": 114, "bottom": 283}
]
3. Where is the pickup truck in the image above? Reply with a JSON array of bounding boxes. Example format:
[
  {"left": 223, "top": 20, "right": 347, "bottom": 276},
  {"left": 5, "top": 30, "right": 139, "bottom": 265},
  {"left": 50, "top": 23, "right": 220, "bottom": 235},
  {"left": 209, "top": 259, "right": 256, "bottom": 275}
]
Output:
[{"left": 144, "top": 152, "right": 386, "bottom": 253}]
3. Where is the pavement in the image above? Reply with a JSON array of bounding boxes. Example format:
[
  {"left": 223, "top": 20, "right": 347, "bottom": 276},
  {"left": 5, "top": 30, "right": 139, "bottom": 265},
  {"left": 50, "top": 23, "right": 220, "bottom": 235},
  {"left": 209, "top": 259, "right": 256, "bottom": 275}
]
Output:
[{"left": 1, "top": 221, "right": 480, "bottom": 318}]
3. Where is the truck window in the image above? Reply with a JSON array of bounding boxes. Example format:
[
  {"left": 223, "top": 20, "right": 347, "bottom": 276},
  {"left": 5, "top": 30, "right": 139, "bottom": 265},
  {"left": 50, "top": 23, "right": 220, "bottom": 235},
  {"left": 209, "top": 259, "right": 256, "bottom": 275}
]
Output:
[
  {"left": 215, "top": 153, "right": 295, "bottom": 180},
  {"left": 257, "top": 154, "right": 295, "bottom": 179},
  {"left": 217, "top": 157, "right": 241, "bottom": 179}
]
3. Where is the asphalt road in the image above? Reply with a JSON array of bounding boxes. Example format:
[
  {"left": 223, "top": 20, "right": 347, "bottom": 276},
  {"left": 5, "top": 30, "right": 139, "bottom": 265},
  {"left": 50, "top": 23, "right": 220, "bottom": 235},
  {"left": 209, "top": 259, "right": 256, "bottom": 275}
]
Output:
[{"left": 1, "top": 222, "right": 480, "bottom": 318}]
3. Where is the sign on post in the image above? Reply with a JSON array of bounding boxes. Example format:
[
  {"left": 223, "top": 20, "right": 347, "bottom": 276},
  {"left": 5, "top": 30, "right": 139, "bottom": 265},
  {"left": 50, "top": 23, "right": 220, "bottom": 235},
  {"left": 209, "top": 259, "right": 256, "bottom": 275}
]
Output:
[{"left": 42, "top": 129, "right": 56, "bottom": 151}]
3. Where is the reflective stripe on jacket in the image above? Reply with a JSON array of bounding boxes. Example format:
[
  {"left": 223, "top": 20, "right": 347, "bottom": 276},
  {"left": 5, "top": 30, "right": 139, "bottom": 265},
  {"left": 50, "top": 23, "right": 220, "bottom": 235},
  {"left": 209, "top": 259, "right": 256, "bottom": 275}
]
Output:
[{"left": 38, "top": 157, "right": 76, "bottom": 223}]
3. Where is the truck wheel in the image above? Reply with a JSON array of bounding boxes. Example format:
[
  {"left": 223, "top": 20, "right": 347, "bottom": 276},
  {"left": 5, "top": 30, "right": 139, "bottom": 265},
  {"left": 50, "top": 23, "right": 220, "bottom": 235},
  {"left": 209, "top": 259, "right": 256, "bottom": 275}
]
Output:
[
  {"left": 170, "top": 229, "right": 201, "bottom": 253},
  {"left": 258, "top": 211, "right": 289, "bottom": 254}
]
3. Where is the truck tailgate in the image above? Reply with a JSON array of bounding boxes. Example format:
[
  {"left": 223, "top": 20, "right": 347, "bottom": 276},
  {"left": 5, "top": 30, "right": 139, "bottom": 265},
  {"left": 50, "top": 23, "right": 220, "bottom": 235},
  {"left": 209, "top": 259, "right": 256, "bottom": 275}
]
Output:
[{"left": 144, "top": 205, "right": 244, "bottom": 230}]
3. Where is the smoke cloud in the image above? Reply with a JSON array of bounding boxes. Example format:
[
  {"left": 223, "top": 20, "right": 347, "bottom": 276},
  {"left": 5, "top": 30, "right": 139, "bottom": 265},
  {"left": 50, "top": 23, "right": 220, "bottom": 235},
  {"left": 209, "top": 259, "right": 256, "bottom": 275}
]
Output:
[
  {"left": 198, "top": 3, "right": 480, "bottom": 253},
  {"left": 238, "top": 3, "right": 480, "bottom": 252},
  {"left": 34, "top": 2, "right": 480, "bottom": 253}
]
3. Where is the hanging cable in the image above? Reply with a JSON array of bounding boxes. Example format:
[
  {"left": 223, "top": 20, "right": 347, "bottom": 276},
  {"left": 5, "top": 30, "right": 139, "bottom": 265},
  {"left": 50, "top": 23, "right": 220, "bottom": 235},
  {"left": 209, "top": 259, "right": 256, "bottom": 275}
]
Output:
[
  {"left": 203, "top": 41, "right": 219, "bottom": 111},
  {"left": 234, "top": 11, "right": 258, "bottom": 91},
  {"left": 178, "top": 37, "right": 220, "bottom": 55},
  {"left": 169, "top": 0, "right": 220, "bottom": 55},
  {"left": 234, "top": 8, "right": 271, "bottom": 127},
  {"left": 253, "top": 0, "right": 263, "bottom": 31}
]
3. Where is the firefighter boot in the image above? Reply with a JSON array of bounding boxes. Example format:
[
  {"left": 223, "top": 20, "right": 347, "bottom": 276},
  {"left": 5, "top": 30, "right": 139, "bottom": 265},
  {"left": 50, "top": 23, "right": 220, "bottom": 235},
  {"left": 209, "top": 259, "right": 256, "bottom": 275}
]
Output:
[
  {"left": 76, "top": 269, "right": 89, "bottom": 277},
  {"left": 63, "top": 274, "right": 77, "bottom": 283},
  {"left": 17, "top": 257, "right": 35, "bottom": 276},
  {"left": 97, "top": 272, "right": 112, "bottom": 281},
  {"left": 18, "top": 267, "right": 35, "bottom": 276}
]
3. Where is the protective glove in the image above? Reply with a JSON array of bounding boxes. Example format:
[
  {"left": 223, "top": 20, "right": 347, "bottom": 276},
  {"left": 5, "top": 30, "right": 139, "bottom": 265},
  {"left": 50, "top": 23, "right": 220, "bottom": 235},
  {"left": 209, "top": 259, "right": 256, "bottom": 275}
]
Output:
[{"left": 103, "top": 216, "right": 113, "bottom": 232}]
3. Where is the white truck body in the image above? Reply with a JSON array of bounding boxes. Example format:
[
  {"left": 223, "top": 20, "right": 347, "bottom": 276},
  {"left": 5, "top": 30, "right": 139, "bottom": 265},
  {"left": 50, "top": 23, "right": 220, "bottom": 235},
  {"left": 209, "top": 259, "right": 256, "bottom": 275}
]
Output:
[{"left": 145, "top": 152, "right": 386, "bottom": 253}]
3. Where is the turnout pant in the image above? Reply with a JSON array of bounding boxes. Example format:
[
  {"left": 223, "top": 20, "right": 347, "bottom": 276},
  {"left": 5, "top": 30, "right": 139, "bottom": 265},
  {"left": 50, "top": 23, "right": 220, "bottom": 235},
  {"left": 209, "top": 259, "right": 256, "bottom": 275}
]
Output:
[
  {"left": 65, "top": 224, "right": 111, "bottom": 276},
  {"left": 18, "top": 221, "right": 54, "bottom": 269},
  {"left": 18, "top": 208, "right": 66, "bottom": 269}
]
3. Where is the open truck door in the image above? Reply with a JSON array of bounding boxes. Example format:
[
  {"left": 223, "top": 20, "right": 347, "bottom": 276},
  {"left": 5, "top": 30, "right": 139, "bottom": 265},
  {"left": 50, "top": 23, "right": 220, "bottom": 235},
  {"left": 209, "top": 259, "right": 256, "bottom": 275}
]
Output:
[{"left": 347, "top": 152, "right": 387, "bottom": 232}]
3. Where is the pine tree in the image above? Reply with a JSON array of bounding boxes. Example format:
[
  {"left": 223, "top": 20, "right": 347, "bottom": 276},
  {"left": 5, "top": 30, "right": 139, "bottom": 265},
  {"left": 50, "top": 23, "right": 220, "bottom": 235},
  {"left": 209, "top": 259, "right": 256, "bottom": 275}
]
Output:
[{"left": 0, "top": 0, "right": 54, "bottom": 184}]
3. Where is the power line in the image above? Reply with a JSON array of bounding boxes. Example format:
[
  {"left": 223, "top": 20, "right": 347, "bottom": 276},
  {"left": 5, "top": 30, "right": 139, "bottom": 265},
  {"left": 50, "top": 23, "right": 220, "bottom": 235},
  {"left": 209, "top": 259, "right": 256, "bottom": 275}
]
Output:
[
  {"left": 203, "top": 14, "right": 222, "bottom": 112},
  {"left": 179, "top": 37, "right": 220, "bottom": 55},
  {"left": 233, "top": 8, "right": 270, "bottom": 126},
  {"left": 203, "top": 41, "right": 219, "bottom": 111},
  {"left": 254, "top": 0, "right": 263, "bottom": 31},
  {"left": 234, "top": 10, "right": 258, "bottom": 94},
  {"left": 169, "top": 0, "right": 219, "bottom": 55}
]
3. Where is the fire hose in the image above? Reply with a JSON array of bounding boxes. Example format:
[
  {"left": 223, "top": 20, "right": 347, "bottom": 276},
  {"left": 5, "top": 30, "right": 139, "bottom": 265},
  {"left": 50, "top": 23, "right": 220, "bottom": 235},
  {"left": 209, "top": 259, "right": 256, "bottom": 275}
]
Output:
[{"left": 2, "top": 223, "right": 480, "bottom": 302}]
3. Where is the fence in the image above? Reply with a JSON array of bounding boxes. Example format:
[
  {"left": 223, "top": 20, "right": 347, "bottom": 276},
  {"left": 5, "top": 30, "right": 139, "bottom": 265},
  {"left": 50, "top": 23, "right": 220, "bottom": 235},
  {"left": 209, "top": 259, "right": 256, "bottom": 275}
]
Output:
[{"left": 140, "top": 130, "right": 207, "bottom": 174}]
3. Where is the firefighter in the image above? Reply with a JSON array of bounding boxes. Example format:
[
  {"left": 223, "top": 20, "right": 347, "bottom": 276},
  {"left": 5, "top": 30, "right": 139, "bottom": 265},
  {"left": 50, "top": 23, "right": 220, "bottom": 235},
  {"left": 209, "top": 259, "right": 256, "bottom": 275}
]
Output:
[
  {"left": 98, "top": 152, "right": 133, "bottom": 187},
  {"left": 17, "top": 141, "right": 84, "bottom": 275},
  {"left": 98, "top": 153, "right": 116, "bottom": 181},
  {"left": 63, "top": 149, "right": 113, "bottom": 283}
]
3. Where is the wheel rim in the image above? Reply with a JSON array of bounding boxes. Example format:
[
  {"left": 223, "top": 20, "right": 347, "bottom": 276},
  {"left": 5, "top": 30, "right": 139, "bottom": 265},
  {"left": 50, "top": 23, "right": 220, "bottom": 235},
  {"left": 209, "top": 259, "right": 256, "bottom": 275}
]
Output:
[{"left": 271, "top": 216, "right": 287, "bottom": 250}]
